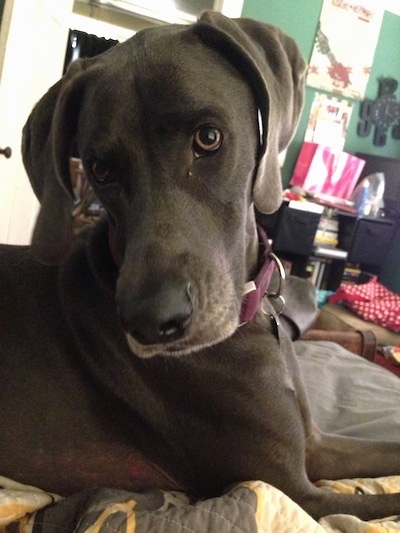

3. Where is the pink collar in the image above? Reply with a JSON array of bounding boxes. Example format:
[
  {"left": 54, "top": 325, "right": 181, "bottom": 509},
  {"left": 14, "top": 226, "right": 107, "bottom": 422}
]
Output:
[
  {"left": 108, "top": 222, "right": 277, "bottom": 325},
  {"left": 240, "top": 225, "right": 277, "bottom": 323}
]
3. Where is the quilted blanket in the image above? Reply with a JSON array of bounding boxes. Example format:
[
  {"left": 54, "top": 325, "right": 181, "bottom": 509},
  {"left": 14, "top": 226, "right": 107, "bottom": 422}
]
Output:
[{"left": 1, "top": 475, "right": 400, "bottom": 532}]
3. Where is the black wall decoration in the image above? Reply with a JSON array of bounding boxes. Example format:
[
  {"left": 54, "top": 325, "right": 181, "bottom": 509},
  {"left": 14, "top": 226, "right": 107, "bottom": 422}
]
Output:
[{"left": 358, "top": 77, "right": 400, "bottom": 146}]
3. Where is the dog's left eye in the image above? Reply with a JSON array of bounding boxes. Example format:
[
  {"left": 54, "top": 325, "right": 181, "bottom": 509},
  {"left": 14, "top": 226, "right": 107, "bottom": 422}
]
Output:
[
  {"left": 193, "top": 126, "right": 223, "bottom": 156},
  {"left": 91, "top": 160, "right": 110, "bottom": 183}
]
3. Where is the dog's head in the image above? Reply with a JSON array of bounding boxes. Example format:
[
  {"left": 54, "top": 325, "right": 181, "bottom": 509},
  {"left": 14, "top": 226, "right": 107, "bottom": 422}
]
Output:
[{"left": 22, "top": 12, "right": 306, "bottom": 357}]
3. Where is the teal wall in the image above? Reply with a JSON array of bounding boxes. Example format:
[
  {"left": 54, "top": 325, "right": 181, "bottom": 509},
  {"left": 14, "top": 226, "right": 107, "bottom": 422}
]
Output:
[
  {"left": 241, "top": 0, "right": 400, "bottom": 294},
  {"left": 241, "top": 0, "right": 400, "bottom": 184}
]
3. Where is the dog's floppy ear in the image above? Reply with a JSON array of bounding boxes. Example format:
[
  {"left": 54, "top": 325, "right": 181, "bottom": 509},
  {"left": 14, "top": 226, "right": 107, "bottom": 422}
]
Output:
[
  {"left": 22, "top": 59, "right": 93, "bottom": 264},
  {"left": 195, "top": 12, "right": 307, "bottom": 214}
]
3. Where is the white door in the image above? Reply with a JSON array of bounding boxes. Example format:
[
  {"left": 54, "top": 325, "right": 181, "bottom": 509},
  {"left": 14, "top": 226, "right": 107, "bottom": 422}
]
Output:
[{"left": 0, "top": 0, "right": 74, "bottom": 245}]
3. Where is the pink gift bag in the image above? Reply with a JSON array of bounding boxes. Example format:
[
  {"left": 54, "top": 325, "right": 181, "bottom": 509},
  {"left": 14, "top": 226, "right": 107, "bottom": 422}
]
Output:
[{"left": 290, "top": 142, "right": 365, "bottom": 200}]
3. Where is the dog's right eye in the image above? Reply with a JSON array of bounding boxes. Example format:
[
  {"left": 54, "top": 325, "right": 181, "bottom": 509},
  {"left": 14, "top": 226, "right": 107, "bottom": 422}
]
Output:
[
  {"left": 91, "top": 160, "right": 110, "bottom": 183},
  {"left": 193, "top": 126, "right": 223, "bottom": 157}
]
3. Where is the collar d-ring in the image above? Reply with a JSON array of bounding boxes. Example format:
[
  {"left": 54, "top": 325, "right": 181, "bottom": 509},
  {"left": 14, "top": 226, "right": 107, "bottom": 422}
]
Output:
[{"left": 266, "top": 252, "right": 286, "bottom": 315}]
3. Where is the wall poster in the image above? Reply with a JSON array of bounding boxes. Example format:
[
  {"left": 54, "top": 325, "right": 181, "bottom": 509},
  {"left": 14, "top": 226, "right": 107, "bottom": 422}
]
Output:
[
  {"left": 305, "top": 92, "right": 354, "bottom": 152},
  {"left": 306, "top": 0, "right": 384, "bottom": 100}
]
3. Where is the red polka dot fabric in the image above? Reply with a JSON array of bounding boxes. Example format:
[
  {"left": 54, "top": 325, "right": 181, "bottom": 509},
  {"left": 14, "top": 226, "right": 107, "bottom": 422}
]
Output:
[{"left": 329, "top": 276, "right": 400, "bottom": 333}]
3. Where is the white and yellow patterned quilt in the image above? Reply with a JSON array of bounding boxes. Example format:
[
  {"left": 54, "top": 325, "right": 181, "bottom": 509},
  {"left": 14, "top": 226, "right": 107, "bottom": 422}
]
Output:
[{"left": 2, "top": 475, "right": 400, "bottom": 533}]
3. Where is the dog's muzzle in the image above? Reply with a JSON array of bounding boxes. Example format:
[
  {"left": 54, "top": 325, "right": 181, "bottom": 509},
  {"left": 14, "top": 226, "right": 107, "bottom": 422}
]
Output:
[
  {"left": 118, "top": 279, "right": 197, "bottom": 346},
  {"left": 109, "top": 222, "right": 284, "bottom": 355}
]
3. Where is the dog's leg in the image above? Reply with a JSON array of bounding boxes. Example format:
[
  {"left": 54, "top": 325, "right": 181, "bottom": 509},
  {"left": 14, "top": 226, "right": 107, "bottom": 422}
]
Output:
[
  {"left": 300, "top": 486, "right": 400, "bottom": 521},
  {"left": 299, "top": 428, "right": 400, "bottom": 518},
  {"left": 267, "top": 432, "right": 400, "bottom": 520},
  {"left": 307, "top": 430, "right": 400, "bottom": 481}
]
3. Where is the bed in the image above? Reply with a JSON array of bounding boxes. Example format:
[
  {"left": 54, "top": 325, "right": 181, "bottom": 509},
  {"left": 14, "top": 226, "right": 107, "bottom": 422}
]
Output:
[{"left": 2, "top": 282, "right": 400, "bottom": 532}]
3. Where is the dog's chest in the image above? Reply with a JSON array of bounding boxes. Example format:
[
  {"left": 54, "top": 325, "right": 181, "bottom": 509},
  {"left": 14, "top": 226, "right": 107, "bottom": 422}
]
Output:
[{"left": 26, "top": 442, "right": 185, "bottom": 495}]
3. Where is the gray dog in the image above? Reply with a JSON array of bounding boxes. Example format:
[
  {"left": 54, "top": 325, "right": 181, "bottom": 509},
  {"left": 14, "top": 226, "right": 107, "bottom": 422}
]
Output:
[{"left": 1, "top": 11, "right": 400, "bottom": 521}]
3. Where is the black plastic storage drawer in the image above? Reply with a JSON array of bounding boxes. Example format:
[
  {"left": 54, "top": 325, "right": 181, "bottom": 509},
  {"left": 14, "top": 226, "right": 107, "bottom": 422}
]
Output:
[
  {"left": 272, "top": 204, "right": 321, "bottom": 256},
  {"left": 348, "top": 218, "right": 395, "bottom": 266}
]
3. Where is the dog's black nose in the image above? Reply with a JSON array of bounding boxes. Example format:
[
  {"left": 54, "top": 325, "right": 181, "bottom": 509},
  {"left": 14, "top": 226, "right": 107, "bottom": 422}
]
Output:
[{"left": 119, "top": 280, "right": 196, "bottom": 345}]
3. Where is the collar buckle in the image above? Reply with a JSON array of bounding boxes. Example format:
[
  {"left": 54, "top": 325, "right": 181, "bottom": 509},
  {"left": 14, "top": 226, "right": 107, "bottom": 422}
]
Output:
[{"left": 239, "top": 225, "right": 286, "bottom": 324}]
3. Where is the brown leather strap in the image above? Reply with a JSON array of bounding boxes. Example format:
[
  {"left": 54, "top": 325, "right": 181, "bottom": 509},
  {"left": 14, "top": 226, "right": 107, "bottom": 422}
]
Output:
[
  {"left": 356, "top": 329, "right": 377, "bottom": 361},
  {"left": 300, "top": 329, "right": 378, "bottom": 360}
]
